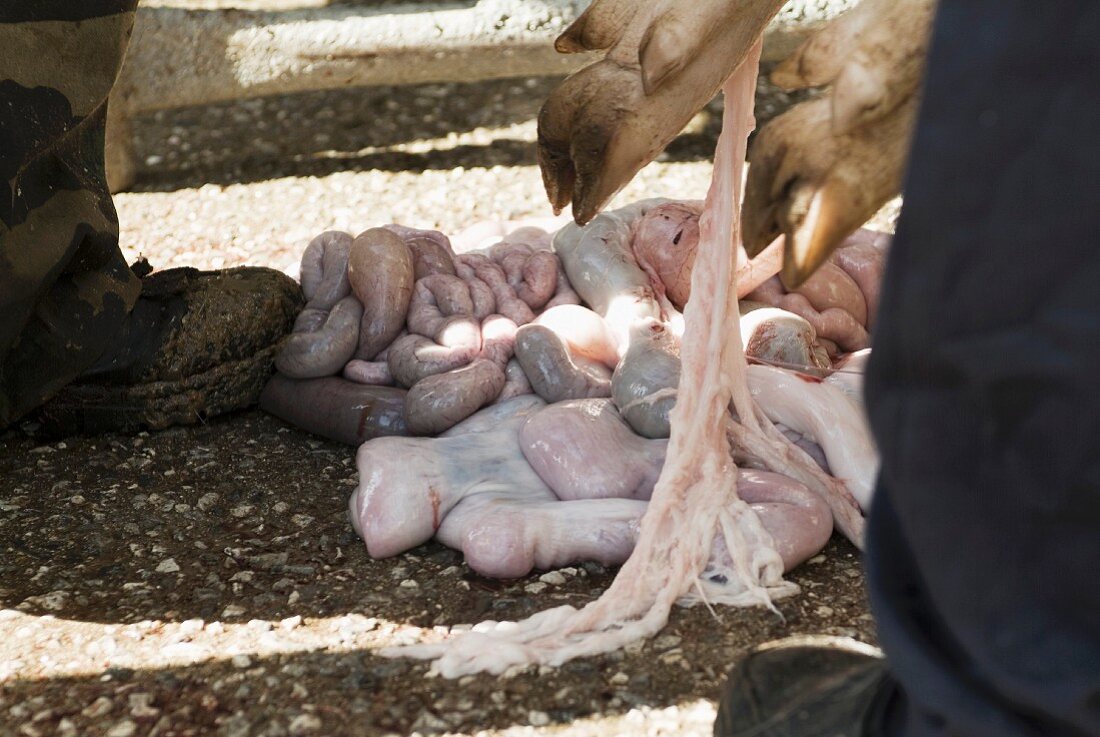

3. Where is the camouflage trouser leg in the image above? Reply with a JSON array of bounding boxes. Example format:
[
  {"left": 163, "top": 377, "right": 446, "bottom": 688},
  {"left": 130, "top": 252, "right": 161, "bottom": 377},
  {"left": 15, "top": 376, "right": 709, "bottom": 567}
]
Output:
[{"left": 0, "top": 1, "right": 142, "bottom": 428}]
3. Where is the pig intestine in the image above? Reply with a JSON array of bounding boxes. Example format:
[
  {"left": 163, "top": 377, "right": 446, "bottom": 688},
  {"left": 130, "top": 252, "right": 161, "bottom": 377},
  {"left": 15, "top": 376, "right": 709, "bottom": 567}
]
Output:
[
  {"left": 260, "top": 58, "right": 885, "bottom": 676},
  {"left": 385, "top": 43, "right": 849, "bottom": 677}
]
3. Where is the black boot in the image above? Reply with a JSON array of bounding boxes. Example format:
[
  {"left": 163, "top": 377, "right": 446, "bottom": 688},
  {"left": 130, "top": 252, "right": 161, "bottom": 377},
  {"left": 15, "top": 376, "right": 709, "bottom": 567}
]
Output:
[
  {"left": 715, "top": 635, "right": 901, "bottom": 737},
  {"left": 35, "top": 264, "right": 303, "bottom": 436}
]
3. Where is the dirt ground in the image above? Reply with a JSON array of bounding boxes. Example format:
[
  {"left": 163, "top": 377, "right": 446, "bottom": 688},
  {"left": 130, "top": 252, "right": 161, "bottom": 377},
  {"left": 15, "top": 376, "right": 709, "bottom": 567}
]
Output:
[{"left": 1, "top": 72, "right": 888, "bottom": 737}]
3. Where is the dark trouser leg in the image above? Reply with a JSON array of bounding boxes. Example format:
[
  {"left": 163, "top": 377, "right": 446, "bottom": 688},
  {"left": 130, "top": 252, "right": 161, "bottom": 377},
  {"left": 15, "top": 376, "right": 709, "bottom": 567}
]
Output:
[
  {"left": 865, "top": 2, "right": 1100, "bottom": 736},
  {"left": 0, "top": 2, "right": 142, "bottom": 428}
]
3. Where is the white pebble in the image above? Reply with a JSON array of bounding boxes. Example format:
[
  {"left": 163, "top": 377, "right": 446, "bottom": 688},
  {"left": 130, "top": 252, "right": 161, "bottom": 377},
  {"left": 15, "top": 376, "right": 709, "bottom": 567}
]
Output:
[
  {"left": 82, "top": 696, "right": 113, "bottom": 718},
  {"left": 178, "top": 618, "right": 204, "bottom": 635},
  {"left": 288, "top": 714, "right": 322, "bottom": 734},
  {"left": 155, "top": 558, "right": 180, "bottom": 574},
  {"left": 128, "top": 693, "right": 159, "bottom": 719},
  {"left": 19, "top": 591, "right": 68, "bottom": 611},
  {"left": 106, "top": 719, "right": 136, "bottom": 737},
  {"left": 653, "top": 634, "right": 682, "bottom": 651},
  {"left": 538, "top": 571, "right": 566, "bottom": 586}
]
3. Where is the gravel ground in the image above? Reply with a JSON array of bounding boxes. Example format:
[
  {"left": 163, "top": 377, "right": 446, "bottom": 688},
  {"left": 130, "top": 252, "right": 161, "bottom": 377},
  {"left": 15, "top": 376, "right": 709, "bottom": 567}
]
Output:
[
  {"left": 114, "top": 72, "right": 846, "bottom": 274},
  {"left": 1, "top": 414, "right": 870, "bottom": 737},
  {"left": 2, "top": 71, "right": 893, "bottom": 736}
]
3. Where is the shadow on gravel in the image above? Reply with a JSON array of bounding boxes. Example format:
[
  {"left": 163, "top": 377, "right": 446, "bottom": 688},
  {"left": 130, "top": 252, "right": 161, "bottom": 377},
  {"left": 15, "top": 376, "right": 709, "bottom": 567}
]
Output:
[
  {"left": 3, "top": 410, "right": 442, "bottom": 625},
  {"left": 128, "top": 76, "right": 567, "bottom": 192},
  {"left": 0, "top": 638, "right": 717, "bottom": 735},
  {"left": 123, "top": 72, "right": 802, "bottom": 192},
  {"left": 1, "top": 409, "right": 626, "bottom": 626},
  {"left": 0, "top": 410, "right": 869, "bottom": 625}
]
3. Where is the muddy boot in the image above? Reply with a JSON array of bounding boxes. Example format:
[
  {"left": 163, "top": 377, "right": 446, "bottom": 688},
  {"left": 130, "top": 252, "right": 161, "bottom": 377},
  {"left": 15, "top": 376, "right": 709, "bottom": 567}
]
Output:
[
  {"left": 714, "top": 635, "right": 901, "bottom": 737},
  {"left": 36, "top": 264, "right": 303, "bottom": 436}
]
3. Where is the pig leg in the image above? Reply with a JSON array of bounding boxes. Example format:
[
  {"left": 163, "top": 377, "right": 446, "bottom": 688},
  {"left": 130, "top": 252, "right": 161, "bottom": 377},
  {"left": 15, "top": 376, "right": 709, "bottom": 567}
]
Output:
[
  {"left": 743, "top": 94, "right": 917, "bottom": 290},
  {"left": 770, "top": 0, "right": 935, "bottom": 134},
  {"left": 538, "top": 0, "right": 786, "bottom": 223},
  {"left": 742, "top": 0, "right": 936, "bottom": 286}
]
